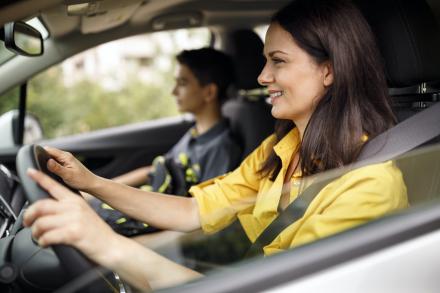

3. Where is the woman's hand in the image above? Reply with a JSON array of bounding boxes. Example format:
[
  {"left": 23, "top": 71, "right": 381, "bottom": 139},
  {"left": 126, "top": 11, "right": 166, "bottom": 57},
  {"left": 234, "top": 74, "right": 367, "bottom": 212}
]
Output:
[
  {"left": 23, "top": 168, "right": 122, "bottom": 268},
  {"left": 22, "top": 169, "right": 201, "bottom": 291},
  {"left": 44, "top": 146, "right": 99, "bottom": 192}
]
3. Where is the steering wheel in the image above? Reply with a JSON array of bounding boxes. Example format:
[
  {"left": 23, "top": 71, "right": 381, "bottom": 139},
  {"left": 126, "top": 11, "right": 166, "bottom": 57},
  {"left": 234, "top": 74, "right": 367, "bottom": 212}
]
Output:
[{"left": 15, "top": 144, "right": 119, "bottom": 292}]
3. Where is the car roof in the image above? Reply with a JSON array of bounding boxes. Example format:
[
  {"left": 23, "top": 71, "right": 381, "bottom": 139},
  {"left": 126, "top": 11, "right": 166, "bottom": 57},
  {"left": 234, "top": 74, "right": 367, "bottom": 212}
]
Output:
[
  {"left": 1, "top": 0, "right": 440, "bottom": 38},
  {"left": 0, "top": 0, "right": 289, "bottom": 35}
]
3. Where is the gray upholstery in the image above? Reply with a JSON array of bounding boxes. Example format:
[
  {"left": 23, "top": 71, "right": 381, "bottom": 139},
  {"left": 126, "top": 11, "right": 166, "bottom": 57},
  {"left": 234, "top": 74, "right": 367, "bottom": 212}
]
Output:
[
  {"left": 222, "top": 29, "right": 275, "bottom": 158},
  {"left": 355, "top": 0, "right": 440, "bottom": 87},
  {"left": 356, "top": 0, "right": 440, "bottom": 144}
]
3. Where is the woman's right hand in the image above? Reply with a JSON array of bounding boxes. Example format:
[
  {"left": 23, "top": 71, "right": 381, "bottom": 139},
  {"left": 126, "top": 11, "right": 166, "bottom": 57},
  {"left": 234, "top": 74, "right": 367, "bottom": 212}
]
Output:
[
  {"left": 23, "top": 168, "right": 124, "bottom": 270},
  {"left": 44, "top": 146, "right": 99, "bottom": 192}
]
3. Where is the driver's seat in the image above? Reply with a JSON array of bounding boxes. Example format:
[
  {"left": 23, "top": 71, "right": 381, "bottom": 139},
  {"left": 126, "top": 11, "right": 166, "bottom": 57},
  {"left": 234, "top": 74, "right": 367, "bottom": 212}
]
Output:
[{"left": 355, "top": 0, "right": 440, "bottom": 205}]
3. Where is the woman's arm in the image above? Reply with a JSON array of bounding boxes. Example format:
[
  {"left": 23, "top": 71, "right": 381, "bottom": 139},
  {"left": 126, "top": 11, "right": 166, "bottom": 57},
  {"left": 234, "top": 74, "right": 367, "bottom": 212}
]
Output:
[
  {"left": 44, "top": 147, "right": 201, "bottom": 232},
  {"left": 91, "top": 176, "right": 201, "bottom": 232},
  {"left": 109, "top": 235, "right": 202, "bottom": 290},
  {"left": 80, "top": 166, "right": 150, "bottom": 201},
  {"left": 23, "top": 169, "right": 202, "bottom": 291}
]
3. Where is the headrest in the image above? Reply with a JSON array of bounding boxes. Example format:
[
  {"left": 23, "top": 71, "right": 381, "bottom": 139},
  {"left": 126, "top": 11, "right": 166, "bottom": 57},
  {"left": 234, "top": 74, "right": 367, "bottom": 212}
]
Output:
[
  {"left": 355, "top": 0, "right": 440, "bottom": 88},
  {"left": 224, "top": 29, "right": 265, "bottom": 90}
]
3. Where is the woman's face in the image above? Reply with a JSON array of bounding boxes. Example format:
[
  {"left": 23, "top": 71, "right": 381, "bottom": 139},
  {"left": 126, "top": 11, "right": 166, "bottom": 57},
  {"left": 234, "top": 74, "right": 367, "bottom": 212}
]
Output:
[{"left": 258, "top": 22, "right": 333, "bottom": 126}]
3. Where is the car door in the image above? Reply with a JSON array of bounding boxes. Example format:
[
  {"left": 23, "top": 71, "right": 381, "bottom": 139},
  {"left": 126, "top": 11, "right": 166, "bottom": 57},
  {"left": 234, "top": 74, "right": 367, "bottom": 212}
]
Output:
[{"left": 44, "top": 115, "right": 193, "bottom": 178}]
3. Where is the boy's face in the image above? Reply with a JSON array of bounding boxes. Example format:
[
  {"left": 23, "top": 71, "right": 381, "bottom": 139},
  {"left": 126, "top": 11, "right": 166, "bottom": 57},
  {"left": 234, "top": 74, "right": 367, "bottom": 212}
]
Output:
[{"left": 172, "top": 64, "right": 208, "bottom": 115}]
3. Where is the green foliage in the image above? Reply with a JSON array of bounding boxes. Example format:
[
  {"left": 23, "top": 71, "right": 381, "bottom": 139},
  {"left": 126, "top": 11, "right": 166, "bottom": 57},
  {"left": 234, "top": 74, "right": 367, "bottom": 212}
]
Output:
[
  {"left": 0, "top": 87, "right": 19, "bottom": 114},
  {"left": 26, "top": 67, "right": 178, "bottom": 139}
]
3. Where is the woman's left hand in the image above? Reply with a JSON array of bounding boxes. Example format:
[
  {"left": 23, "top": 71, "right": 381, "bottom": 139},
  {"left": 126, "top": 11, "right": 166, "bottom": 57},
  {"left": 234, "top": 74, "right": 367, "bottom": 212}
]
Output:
[{"left": 23, "top": 168, "right": 122, "bottom": 268}]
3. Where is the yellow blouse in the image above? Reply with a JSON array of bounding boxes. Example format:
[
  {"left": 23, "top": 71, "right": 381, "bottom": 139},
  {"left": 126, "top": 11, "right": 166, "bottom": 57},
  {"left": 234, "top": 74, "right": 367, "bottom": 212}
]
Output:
[{"left": 189, "top": 128, "right": 408, "bottom": 255}]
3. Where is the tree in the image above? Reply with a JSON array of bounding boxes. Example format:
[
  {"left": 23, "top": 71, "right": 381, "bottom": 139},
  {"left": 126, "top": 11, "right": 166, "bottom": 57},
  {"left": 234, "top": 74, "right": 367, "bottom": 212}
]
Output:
[{"left": 26, "top": 66, "right": 178, "bottom": 139}]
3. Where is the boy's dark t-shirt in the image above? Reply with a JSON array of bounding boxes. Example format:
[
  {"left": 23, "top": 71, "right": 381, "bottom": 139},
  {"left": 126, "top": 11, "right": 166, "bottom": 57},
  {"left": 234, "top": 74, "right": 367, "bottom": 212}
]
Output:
[
  {"left": 92, "top": 119, "right": 242, "bottom": 236},
  {"left": 151, "top": 118, "right": 241, "bottom": 191}
]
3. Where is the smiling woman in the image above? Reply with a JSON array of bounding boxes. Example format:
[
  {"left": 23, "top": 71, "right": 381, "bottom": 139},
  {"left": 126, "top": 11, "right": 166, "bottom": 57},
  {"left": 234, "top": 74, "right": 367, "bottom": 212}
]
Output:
[
  {"left": 259, "top": 0, "right": 396, "bottom": 179},
  {"left": 258, "top": 22, "right": 333, "bottom": 133}
]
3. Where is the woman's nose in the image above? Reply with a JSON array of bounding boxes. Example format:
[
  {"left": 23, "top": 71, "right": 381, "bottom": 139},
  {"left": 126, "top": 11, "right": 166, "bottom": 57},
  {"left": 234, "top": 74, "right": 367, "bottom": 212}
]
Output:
[{"left": 257, "top": 63, "right": 273, "bottom": 86}]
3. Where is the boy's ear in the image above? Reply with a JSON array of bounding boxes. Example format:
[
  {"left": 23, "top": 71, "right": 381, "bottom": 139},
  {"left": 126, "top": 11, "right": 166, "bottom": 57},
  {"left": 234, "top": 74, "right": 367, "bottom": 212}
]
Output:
[{"left": 204, "top": 83, "right": 219, "bottom": 103}]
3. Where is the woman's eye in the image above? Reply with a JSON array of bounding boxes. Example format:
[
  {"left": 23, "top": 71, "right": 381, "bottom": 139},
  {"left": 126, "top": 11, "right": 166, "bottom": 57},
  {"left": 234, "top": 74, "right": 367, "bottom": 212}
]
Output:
[{"left": 272, "top": 58, "right": 284, "bottom": 64}]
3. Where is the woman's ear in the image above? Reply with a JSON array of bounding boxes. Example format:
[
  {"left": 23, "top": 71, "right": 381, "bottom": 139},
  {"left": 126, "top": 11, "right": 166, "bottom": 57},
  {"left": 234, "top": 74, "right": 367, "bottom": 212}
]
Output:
[{"left": 322, "top": 62, "right": 334, "bottom": 87}]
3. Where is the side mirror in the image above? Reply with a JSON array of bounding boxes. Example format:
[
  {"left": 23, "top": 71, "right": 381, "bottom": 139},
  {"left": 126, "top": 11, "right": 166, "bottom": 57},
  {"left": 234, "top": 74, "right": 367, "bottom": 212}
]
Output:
[
  {"left": 4, "top": 21, "right": 43, "bottom": 57},
  {"left": 0, "top": 110, "right": 43, "bottom": 148}
]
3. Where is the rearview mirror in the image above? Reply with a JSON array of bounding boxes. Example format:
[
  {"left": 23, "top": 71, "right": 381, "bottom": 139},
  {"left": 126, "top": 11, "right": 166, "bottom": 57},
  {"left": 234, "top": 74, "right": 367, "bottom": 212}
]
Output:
[{"left": 4, "top": 21, "right": 43, "bottom": 56}]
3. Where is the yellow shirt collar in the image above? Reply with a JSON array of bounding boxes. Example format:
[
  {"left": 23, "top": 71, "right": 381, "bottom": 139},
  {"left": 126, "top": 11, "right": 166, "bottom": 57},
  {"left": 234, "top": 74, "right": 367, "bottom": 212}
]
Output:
[{"left": 273, "top": 127, "right": 301, "bottom": 165}]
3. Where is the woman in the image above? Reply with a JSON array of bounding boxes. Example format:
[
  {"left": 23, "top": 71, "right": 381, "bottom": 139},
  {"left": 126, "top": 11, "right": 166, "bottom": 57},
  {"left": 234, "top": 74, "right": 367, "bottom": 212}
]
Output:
[{"left": 23, "top": 0, "right": 408, "bottom": 291}]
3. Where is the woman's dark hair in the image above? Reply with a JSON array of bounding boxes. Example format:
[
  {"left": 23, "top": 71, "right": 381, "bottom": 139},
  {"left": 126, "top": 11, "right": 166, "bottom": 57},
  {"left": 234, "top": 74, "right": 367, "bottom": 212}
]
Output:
[
  {"left": 259, "top": 0, "right": 396, "bottom": 179},
  {"left": 176, "top": 48, "right": 235, "bottom": 104}
]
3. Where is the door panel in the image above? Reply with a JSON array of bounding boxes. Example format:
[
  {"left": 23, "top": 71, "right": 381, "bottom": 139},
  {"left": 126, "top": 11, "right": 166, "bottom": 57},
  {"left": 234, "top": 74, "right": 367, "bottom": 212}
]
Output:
[{"left": 42, "top": 116, "right": 193, "bottom": 178}]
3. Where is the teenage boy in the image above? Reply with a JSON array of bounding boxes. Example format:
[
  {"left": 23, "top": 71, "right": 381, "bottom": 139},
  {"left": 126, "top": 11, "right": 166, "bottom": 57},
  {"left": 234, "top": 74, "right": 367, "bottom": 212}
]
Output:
[{"left": 92, "top": 48, "right": 242, "bottom": 236}]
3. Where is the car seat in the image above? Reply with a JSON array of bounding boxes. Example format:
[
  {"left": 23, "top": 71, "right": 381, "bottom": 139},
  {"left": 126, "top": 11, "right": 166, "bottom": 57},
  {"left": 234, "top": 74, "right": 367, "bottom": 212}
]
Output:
[
  {"left": 355, "top": 0, "right": 440, "bottom": 122},
  {"left": 355, "top": 0, "right": 440, "bottom": 205},
  {"left": 221, "top": 29, "right": 275, "bottom": 159}
]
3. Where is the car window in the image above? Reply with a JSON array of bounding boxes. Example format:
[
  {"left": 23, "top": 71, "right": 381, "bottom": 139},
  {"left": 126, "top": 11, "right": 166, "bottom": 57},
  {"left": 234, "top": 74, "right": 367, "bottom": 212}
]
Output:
[
  {"left": 0, "top": 87, "right": 19, "bottom": 115},
  {"left": 157, "top": 143, "right": 440, "bottom": 289},
  {"left": 27, "top": 27, "right": 210, "bottom": 139},
  {"left": 254, "top": 24, "right": 269, "bottom": 41}
]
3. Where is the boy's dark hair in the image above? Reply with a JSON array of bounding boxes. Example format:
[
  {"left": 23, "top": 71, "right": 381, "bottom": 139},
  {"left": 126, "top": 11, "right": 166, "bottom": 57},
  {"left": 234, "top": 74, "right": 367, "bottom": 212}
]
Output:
[{"left": 176, "top": 48, "right": 235, "bottom": 104}]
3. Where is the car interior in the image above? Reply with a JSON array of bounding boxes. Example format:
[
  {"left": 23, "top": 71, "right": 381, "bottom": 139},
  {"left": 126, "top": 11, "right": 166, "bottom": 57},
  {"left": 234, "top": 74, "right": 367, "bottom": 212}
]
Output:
[{"left": 0, "top": 0, "right": 440, "bottom": 292}]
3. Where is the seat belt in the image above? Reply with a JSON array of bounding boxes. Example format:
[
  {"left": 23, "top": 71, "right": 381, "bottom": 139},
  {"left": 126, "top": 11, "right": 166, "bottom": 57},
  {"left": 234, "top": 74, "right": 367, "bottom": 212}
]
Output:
[{"left": 245, "top": 101, "right": 440, "bottom": 258}]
